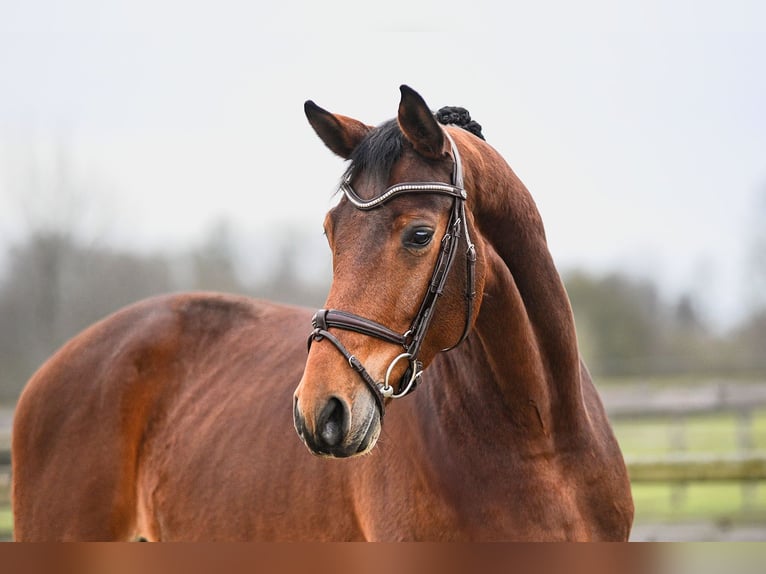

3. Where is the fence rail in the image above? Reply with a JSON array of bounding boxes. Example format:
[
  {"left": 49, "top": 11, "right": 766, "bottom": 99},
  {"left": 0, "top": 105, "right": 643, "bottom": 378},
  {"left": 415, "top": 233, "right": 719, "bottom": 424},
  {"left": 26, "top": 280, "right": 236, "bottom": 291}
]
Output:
[
  {"left": 601, "top": 379, "right": 766, "bottom": 420},
  {"left": 626, "top": 453, "right": 766, "bottom": 482}
]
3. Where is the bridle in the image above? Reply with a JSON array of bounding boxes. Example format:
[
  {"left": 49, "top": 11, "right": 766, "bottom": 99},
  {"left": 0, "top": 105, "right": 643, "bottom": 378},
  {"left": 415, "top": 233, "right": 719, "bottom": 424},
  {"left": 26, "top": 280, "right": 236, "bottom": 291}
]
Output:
[{"left": 307, "top": 131, "right": 476, "bottom": 418}]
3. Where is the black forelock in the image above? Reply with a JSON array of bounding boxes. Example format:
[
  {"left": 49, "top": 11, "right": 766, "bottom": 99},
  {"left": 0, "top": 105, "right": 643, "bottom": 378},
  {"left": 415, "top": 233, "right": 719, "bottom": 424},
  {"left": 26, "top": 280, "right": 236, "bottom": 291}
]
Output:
[{"left": 344, "top": 119, "right": 404, "bottom": 185}]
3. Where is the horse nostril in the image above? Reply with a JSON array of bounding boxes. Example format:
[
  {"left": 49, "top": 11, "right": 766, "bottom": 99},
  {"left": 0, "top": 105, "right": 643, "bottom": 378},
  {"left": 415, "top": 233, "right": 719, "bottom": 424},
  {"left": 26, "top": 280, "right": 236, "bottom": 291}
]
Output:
[
  {"left": 317, "top": 397, "right": 348, "bottom": 447},
  {"left": 293, "top": 396, "right": 305, "bottom": 436}
]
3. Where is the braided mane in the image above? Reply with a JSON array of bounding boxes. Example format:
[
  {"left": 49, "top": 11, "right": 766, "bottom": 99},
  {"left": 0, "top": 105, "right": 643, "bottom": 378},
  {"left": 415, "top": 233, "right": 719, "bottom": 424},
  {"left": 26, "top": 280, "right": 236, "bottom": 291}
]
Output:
[{"left": 436, "top": 106, "right": 485, "bottom": 140}]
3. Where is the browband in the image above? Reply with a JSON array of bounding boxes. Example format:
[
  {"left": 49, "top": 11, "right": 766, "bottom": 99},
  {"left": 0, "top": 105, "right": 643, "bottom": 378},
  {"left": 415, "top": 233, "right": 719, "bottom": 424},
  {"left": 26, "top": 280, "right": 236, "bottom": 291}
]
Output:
[{"left": 339, "top": 131, "right": 466, "bottom": 210}]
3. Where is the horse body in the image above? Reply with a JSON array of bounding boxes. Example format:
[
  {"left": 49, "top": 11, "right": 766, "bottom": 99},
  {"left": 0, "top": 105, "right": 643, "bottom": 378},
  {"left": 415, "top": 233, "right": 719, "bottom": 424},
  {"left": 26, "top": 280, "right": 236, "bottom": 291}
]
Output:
[{"left": 12, "top": 86, "right": 633, "bottom": 541}]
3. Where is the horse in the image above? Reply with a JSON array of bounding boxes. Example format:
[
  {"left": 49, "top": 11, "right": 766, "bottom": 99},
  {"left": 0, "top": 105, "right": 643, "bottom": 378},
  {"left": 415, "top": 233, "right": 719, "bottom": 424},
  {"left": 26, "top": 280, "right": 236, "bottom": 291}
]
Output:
[{"left": 11, "top": 85, "right": 634, "bottom": 541}]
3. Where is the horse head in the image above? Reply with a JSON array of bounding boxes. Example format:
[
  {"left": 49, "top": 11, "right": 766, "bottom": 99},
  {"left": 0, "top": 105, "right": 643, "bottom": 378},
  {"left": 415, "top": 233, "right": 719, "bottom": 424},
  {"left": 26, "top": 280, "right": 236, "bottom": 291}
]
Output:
[{"left": 294, "top": 85, "right": 488, "bottom": 457}]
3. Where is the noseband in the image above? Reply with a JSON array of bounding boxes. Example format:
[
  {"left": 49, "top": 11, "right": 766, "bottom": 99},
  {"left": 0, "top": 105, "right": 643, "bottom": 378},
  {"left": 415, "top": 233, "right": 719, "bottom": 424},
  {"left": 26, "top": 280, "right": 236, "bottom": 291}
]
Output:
[{"left": 307, "top": 131, "right": 476, "bottom": 418}]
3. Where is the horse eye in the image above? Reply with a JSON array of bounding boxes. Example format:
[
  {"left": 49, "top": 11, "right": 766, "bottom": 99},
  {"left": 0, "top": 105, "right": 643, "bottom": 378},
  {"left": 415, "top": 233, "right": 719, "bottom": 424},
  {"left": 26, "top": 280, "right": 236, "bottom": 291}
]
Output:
[{"left": 404, "top": 227, "right": 434, "bottom": 248}]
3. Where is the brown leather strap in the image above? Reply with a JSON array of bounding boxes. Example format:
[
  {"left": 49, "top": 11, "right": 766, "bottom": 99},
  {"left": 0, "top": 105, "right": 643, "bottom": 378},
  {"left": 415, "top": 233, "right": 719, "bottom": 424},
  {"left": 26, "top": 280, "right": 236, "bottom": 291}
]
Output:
[{"left": 314, "top": 309, "right": 407, "bottom": 348}]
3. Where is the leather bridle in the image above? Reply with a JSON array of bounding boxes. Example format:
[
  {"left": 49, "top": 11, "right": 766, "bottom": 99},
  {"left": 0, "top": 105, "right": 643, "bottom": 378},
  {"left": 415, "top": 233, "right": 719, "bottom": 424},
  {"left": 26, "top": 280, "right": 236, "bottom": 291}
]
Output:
[{"left": 307, "top": 131, "right": 476, "bottom": 418}]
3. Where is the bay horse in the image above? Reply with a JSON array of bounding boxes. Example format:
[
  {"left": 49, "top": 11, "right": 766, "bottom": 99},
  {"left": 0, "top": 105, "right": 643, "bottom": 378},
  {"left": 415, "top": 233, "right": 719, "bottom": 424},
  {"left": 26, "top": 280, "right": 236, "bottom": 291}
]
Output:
[{"left": 11, "top": 86, "right": 633, "bottom": 541}]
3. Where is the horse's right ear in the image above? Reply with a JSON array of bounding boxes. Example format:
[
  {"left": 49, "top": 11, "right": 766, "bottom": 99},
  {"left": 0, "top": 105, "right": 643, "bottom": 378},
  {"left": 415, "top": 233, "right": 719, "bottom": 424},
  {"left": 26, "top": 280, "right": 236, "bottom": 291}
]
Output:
[{"left": 304, "top": 101, "right": 372, "bottom": 159}]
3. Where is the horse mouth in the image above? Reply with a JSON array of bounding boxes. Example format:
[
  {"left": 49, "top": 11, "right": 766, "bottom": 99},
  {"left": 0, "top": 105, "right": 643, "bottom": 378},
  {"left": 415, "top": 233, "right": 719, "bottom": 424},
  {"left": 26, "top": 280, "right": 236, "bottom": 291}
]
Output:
[
  {"left": 325, "top": 410, "right": 380, "bottom": 458},
  {"left": 354, "top": 409, "right": 380, "bottom": 454}
]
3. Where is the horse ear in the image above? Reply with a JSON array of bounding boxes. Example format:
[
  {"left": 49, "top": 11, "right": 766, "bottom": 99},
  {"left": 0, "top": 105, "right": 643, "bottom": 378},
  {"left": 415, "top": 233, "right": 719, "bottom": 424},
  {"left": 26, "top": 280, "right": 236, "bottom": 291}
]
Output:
[
  {"left": 397, "top": 85, "right": 445, "bottom": 159},
  {"left": 304, "top": 100, "right": 372, "bottom": 159}
]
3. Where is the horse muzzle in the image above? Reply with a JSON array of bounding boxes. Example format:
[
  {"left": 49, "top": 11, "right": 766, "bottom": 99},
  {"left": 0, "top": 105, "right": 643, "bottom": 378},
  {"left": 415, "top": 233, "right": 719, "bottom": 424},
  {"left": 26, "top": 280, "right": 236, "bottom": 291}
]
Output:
[{"left": 293, "top": 393, "right": 381, "bottom": 458}]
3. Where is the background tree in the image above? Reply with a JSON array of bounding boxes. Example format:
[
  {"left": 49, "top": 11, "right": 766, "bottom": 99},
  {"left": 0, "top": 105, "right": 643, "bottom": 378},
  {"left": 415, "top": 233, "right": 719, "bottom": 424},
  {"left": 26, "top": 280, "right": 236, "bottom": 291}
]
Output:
[{"left": 564, "top": 270, "right": 721, "bottom": 377}]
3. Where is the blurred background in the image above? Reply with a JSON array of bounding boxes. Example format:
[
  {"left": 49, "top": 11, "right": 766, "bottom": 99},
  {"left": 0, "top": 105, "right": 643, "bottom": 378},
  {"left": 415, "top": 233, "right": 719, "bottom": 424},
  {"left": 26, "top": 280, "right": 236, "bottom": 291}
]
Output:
[{"left": 1, "top": 0, "right": 765, "bottom": 541}]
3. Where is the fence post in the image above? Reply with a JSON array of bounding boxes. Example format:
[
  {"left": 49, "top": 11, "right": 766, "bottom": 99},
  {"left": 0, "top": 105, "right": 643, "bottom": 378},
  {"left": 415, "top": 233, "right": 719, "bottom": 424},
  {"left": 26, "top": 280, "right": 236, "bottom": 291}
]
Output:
[
  {"left": 737, "top": 408, "right": 757, "bottom": 512},
  {"left": 669, "top": 414, "right": 688, "bottom": 511}
]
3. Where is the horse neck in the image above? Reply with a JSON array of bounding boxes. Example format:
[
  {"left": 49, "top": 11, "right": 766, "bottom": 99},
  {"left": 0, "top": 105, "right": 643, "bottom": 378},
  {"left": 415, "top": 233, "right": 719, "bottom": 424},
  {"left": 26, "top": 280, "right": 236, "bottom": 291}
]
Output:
[{"left": 450, "top": 142, "right": 586, "bottom": 441}]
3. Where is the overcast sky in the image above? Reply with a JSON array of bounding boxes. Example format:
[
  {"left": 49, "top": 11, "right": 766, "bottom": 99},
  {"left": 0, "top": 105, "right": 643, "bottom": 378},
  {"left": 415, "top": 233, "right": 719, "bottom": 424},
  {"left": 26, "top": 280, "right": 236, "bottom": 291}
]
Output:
[{"left": 1, "top": 0, "right": 764, "bottom": 328}]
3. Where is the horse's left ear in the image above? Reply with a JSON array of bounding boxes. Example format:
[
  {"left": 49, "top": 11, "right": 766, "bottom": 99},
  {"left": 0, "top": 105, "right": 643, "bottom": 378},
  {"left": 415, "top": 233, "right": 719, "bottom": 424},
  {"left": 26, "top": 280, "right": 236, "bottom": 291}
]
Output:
[
  {"left": 304, "top": 100, "right": 372, "bottom": 159},
  {"left": 398, "top": 85, "right": 446, "bottom": 160}
]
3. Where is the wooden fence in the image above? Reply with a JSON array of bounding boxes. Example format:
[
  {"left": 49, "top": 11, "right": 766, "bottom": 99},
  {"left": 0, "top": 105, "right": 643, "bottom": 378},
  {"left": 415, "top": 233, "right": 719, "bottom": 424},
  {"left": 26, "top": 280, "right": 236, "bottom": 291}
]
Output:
[{"left": 602, "top": 379, "right": 766, "bottom": 526}]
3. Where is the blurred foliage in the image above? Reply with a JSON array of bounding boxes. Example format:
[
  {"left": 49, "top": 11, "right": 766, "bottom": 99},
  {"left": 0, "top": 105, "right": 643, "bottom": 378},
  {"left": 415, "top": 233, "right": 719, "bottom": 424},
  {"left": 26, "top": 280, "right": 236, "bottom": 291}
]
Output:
[
  {"left": 567, "top": 270, "right": 724, "bottom": 376},
  {"left": 566, "top": 269, "right": 766, "bottom": 377}
]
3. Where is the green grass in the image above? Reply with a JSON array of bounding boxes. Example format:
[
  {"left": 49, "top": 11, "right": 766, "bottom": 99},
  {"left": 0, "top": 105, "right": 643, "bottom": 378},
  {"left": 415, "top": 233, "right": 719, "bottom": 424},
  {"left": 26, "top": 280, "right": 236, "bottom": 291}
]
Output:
[
  {"left": 0, "top": 506, "right": 12, "bottom": 541},
  {"left": 0, "top": 474, "right": 10, "bottom": 540},
  {"left": 612, "top": 410, "right": 766, "bottom": 456},
  {"left": 631, "top": 482, "right": 766, "bottom": 522}
]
